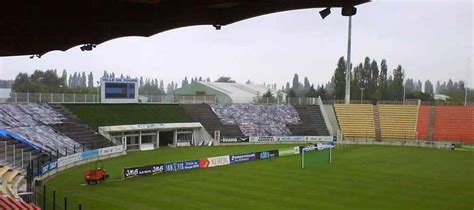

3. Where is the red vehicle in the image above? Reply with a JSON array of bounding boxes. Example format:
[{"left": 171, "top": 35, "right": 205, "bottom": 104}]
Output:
[{"left": 84, "top": 168, "right": 109, "bottom": 184}]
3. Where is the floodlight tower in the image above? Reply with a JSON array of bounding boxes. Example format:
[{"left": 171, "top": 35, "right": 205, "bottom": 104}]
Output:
[
  {"left": 319, "top": 3, "right": 357, "bottom": 104},
  {"left": 344, "top": 16, "right": 352, "bottom": 104}
]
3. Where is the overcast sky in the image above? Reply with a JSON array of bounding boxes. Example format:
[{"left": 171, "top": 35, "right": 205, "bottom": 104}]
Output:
[{"left": 0, "top": 0, "right": 473, "bottom": 88}]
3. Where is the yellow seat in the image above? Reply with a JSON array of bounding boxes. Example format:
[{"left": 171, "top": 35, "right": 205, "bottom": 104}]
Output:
[
  {"left": 378, "top": 105, "right": 418, "bottom": 140},
  {"left": 335, "top": 104, "right": 375, "bottom": 139}
]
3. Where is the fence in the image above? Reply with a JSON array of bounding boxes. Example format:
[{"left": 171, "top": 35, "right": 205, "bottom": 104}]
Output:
[
  {"left": 1, "top": 141, "right": 34, "bottom": 169},
  {"left": 1, "top": 93, "right": 219, "bottom": 104},
  {"left": 37, "top": 185, "right": 85, "bottom": 210},
  {"left": 337, "top": 139, "right": 459, "bottom": 149},
  {"left": 4, "top": 93, "right": 100, "bottom": 103},
  {"left": 32, "top": 144, "right": 126, "bottom": 210},
  {"left": 1, "top": 93, "right": 471, "bottom": 106}
]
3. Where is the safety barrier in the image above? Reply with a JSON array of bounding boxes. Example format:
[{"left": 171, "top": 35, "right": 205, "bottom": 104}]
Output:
[
  {"left": 219, "top": 136, "right": 334, "bottom": 144},
  {"left": 37, "top": 145, "right": 126, "bottom": 180},
  {"left": 123, "top": 142, "right": 334, "bottom": 179}
]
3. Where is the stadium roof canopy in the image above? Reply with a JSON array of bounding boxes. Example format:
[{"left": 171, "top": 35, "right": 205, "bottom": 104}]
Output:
[
  {"left": 174, "top": 81, "right": 280, "bottom": 103},
  {"left": 0, "top": 0, "right": 369, "bottom": 57}
]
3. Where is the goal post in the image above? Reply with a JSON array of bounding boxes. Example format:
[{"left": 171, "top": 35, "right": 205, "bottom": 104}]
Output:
[{"left": 301, "top": 143, "right": 333, "bottom": 169}]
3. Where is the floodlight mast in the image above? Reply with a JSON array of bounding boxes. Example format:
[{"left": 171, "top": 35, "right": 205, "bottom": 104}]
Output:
[
  {"left": 319, "top": 4, "right": 356, "bottom": 104},
  {"left": 344, "top": 16, "right": 352, "bottom": 104}
]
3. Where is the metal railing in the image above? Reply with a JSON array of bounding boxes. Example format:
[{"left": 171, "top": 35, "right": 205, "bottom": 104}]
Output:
[
  {"left": 1, "top": 93, "right": 220, "bottom": 104},
  {"left": 3, "top": 93, "right": 100, "bottom": 104},
  {"left": 1, "top": 93, "right": 472, "bottom": 106}
]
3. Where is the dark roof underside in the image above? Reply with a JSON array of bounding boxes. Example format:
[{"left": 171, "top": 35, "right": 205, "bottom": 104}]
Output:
[{"left": 0, "top": 0, "right": 369, "bottom": 56}]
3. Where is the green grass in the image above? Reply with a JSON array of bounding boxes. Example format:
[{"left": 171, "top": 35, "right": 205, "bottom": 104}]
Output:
[
  {"left": 64, "top": 104, "right": 189, "bottom": 128},
  {"left": 42, "top": 145, "right": 474, "bottom": 210}
]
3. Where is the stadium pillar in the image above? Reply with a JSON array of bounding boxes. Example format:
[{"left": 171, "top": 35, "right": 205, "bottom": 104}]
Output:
[
  {"left": 173, "top": 130, "right": 178, "bottom": 147},
  {"left": 43, "top": 185, "right": 46, "bottom": 210},
  {"left": 139, "top": 131, "right": 142, "bottom": 150},
  {"left": 345, "top": 16, "right": 352, "bottom": 104},
  {"left": 156, "top": 131, "right": 160, "bottom": 148},
  {"left": 53, "top": 191, "right": 56, "bottom": 210}
]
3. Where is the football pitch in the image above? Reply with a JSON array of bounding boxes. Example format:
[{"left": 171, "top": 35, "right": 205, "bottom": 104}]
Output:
[{"left": 42, "top": 144, "right": 474, "bottom": 210}]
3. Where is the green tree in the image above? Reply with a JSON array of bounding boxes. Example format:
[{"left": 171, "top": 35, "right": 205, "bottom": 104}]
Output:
[
  {"left": 392, "top": 65, "right": 404, "bottom": 101},
  {"left": 406, "top": 91, "right": 434, "bottom": 101},
  {"left": 424, "top": 80, "right": 434, "bottom": 95},
  {"left": 61, "top": 70, "right": 68, "bottom": 86},
  {"left": 333, "top": 57, "right": 346, "bottom": 100},
  {"left": 292, "top": 74, "right": 300, "bottom": 90},
  {"left": 12, "top": 73, "right": 30, "bottom": 92},
  {"left": 378, "top": 59, "right": 388, "bottom": 100},
  {"left": 370, "top": 60, "right": 379, "bottom": 103},
  {"left": 88, "top": 72, "right": 94, "bottom": 88},
  {"left": 287, "top": 88, "right": 296, "bottom": 98},
  {"left": 405, "top": 79, "right": 415, "bottom": 94},
  {"left": 316, "top": 85, "right": 328, "bottom": 100},
  {"left": 262, "top": 89, "right": 274, "bottom": 98},
  {"left": 215, "top": 77, "right": 235, "bottom": 83},
  {"left": 305, "top": 85, "right": 318, "bottom": 98},
  {"left": 350, "top": 63, "right": 362, "bottom": 101},
  {"left": 303, "top": 77, "right": 310, "bottom": 89}
]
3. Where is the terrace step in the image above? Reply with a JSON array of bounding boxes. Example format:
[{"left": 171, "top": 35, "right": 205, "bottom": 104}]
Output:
[
  {"left": 427, "top": 106, "right": 437, "bottom": 141},
  {"left": 51, "top": 104, "right": 112, "bottom": 149},
  {"left": 181, "top": 104, "right": 243, "bottom": 138},
  {"left": 373, "top": 105, "right": 382, "bottom": 142}
]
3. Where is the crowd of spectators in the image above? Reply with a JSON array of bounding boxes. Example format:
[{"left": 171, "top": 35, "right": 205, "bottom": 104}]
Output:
[{"left": 210, "top": 104, "right": 301, "bottom": 136}]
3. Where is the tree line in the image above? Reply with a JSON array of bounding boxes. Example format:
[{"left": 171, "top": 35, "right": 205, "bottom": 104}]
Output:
[
  {"left": 8, "top": 61, "right": 472, "bottom": 102},
  {"left": 278, "top": 56, "right": 472, "bottom": 103}
]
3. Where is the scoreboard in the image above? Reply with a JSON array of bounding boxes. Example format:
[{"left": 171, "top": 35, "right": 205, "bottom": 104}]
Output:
[{"left": 101, "top": 77, "right": 139, "bottom": 103}]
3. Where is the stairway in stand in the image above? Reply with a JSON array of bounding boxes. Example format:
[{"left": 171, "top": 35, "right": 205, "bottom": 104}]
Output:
[
  {"left": 373, "top": 105, "right": 382, "bottom": 141},
  {"left": 49, "top": 104, "right": 112, "bottom": 150},
  {"left": 288, "top": 105, "right": 329, "bottom": 136},
  {"left": 427, "top": 106, "right": 437, "bottom": 141},
  {"left": 181, "top": 104, "right": 243, "bottom": 138}
]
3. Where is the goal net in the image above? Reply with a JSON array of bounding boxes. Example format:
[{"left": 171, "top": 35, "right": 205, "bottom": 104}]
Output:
[{"left": 301, "top": 143, "right": 333, "bottom": 169}]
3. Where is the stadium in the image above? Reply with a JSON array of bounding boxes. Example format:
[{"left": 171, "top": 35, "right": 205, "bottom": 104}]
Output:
[{"left": 0, "top": 1, "right": 473, "bottom": 210}]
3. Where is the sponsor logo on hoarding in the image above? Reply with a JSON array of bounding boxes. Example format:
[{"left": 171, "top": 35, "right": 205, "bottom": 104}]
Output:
[
  {"left": 302, "top": 144, "right": 317, "bottom": 152},
  {"left": 249, "top": 136, "right": 275, "bottom": 142},
  {"left": 304, "top": 136, "right": 334, "bottom": 142},
  {"left": 275, "top": 136, "right": 305, "bottom": 141},
  {"left": 123, "top": 164, "right": 165, "bottom": 178},
  {"left": 293, "top": 146, "right": 300, "bottom": 154},
  {"left": 301, "top": 143, "right": 334, "bottom": 152},
  {"left": 164, "top": 160, "right": 200, "bottom": 172},
  {"left": 230, "top": 153, "right": 257, "bottom": 164},
  {"left": 99, "top": 145, "right": 124, "bottom": 156},
  {"left": 137, "top": 124, "right": 165, "bottom": 129},
  {"left": 124, "top": 168, "right": 139, "bottom": 177},
  {"left": 256, "top": 150, "right": 279, "bottom": 159},
  {"left": 42, "top": 161, "right": 58, "bottom": 174},
  {"left": 57, "top": 153, "right": 81, "bottom": 168},
  {"left": 81, "top": 149, "right": 99, "bottom": 160},
  {"left": 278, "top": 147, "right": 295, "bottom": 157},
  {"left": 220, "top": 137, "right": 249, "bottom": 143},
  {"left": 199, "top": 159, "right": 210, "bottom": 168},
  {"left": 200, "top": 156, "right": 231, "bottom": 168}
]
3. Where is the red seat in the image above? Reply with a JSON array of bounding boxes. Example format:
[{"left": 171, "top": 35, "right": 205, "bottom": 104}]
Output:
[
  {"left": 6, "top": 197, "right": 26, "bottom": 210},
  {"left": 416, "top": 105, "right": 431, "bottom": 140},
  {"left": 433, "top": 106, "right": 474, "bottom": 144},
  {"left": 0, "top": 196, "right": 20, "bottom": 210}
]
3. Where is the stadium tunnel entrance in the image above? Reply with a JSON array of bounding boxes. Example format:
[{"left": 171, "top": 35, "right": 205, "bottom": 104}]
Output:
[
  {"left": 159, "top": 131, "right": 173, "bottom": 147},
  {"left": 98, "top": 123, "right": 213, "bottom": 151}
]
